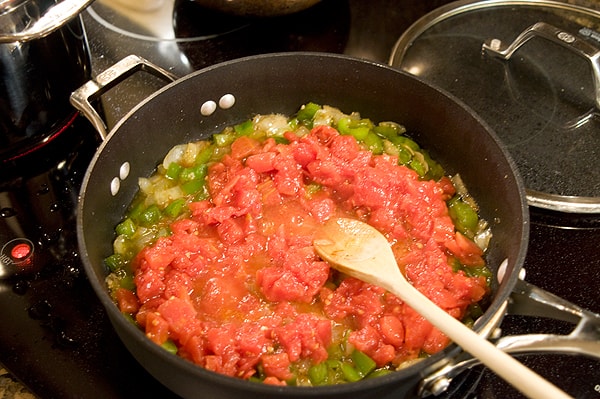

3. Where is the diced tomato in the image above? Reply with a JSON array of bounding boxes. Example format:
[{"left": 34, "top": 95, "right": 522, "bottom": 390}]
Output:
[
  {"left": 379, "top": 314, "right": 404, "bottom": 347},
  {"left": 469, "top": 276, "right": 489, "bottom": 301},
  {"left": 232, "top": 186, "right": 262, "bottom": 217},
  {"left": 206, "top": 324, "right": 236, "bottom": 355},
  {"left": 145, "top": 312, "right": 170, "bottom": 345},
  {"left": 273, "top": 161, "right": 304, "bottom": 197},
  {"left": 217, "top": 217, "right": 245, "bottom": 244},
  {"left": 135, "top": 267, "right": 166, "bottom": 302},
  {"left": 182, "top": 335, "right": 206, "bottom": 365},
  {"left": 323, "top": 278, "right": 386, "bottom": 324},
  {"left": 349, "top": 324, "right": 395, "bottom": 366},
  {"left": 203, "top": 321, "right": 263, "bottom": 378},
  {"left": 305, "top": 196, "right": 336, "bottom": 223},
  {"left": 445, "top": 232, "right": 485, "bottom": 267},
  {"left": 197, "top": 275, "right": 249, "bottom": 321},
  {"left": 275, "top": 314, "right": 331, "bottom": 363},
  {"left": 310, "top": 125, "right": 339, "bottom": 144},
  {"left": 134, "top": 297, "right": 164, "bottom": 328},
  {"left": 203, "top": 355, "right": 223, "bottom": 373},
  {"left": 257, "top": 245, "right": 329, "bottom": 303},
  {"left": 402, "top": 307, "right": 432, "bottom": 354},
  {"left": 257, "top": 267, "right": 307, "bottom": 303},
  {"left": 263, "top": 376, "right": 287, "bottom": 386},
  {"left": 329, "top": 134, "right": 360, "bottom": 161},
  {"left": 371, "top": 344, "right": 397, "bottom": 366},
  {"left": 261, "top": 352, "right": 293, "bottom": 381},
  {"left": 188, "top": 200, "right": 211, "bottom": 216},
  {"left": 257, "top": 179, "right": 282, "bottom": 206},
  {"left": 230, "top": 136, "right": 260, "bottom": 160},
  {"left": 115, "top": 288, "right": 140, "bottom": 313},
  {"left": 352, "top": 166, "right": 395, "bottom": 208},
  {"left": 306, "top": 159, "right": 344, "bottom": 187},
  {"left": 170, "top": 218, "right": 199, "bottom": 235},
  {"left": 291, "top": 141, "right": 317, "bottom": 167},
  {"left": 142, "top": 236, "right": 176, "bottom": 271},
  {"left": 423, "top": 328, "right": 450, "bottom": 355},
  {"left": 163, "top": 270, "right": 192, "bottom": 299},
  {"left": 236, "top": 323, "right": 271, "bottom": 356},
  {"left": 438, "top": 176, "right": 456, "bottom": 200},
  {"left": 246, "top": 151, "right": 277, "bottom": 173},
  {"left": 157, "top": 296, "right": 201, "bottom": 345}
]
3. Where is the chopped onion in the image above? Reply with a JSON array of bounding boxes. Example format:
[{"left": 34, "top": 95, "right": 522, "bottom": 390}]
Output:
[
  {"left": 451, "top": 174, "right": 479, "bottom": 211},
  {"left": 153, "top": 185, "right": 185, "bottom": 207},
  {"left": 253, "top": 113, "right": 290, "bottom": 137},
  {"left": 474, "top": 226, "right": 492, "bottom": 251},
  {"left": 162, "top": 144, "right": 187, "bottom": 169},
  {"left": 138, "top": 177, "right": 153, "bottom": 195},
  {"left": 313, "top": 105, "right": 348, "bottom": 126}
]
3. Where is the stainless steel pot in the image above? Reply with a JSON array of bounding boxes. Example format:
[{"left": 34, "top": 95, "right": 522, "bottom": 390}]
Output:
[
  {"left": 0, "top": 0, "right": 95, "bottom": 162},
  {"left": 72, "top": 53, "right": 600, "bottom": 398}
]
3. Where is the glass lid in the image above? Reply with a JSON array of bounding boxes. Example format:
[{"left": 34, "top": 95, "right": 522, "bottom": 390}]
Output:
[{"left": 390, "top": 0, "right": 600, "bottom": 213}]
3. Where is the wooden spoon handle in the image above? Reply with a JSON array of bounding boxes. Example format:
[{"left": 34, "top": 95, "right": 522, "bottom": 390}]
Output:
[{"left": 388, "top": 278, "right": 572, "bottom": 399}]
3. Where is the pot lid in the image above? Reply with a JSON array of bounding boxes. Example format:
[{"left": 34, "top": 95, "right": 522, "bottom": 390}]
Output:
[{"left": 390, "top": 0, "right": 600, "bottom": 213}]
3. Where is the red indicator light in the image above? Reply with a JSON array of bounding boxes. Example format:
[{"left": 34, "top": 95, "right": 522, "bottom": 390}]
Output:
[
  {"left": 11, "top": 243, "right": 31, "bottom": 260},
  {"left": 1, "top": 238, "right": 35, "bottom": 275}
]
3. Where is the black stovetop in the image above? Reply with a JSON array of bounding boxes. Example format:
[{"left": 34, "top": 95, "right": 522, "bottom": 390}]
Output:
[{"left": 1, "top": 0, "right": 599, "bottom": 398}]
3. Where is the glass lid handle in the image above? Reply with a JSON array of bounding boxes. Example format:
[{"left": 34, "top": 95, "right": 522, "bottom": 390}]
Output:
[{"left": 482, "top": 22, "right": 600, "bottom": 111}]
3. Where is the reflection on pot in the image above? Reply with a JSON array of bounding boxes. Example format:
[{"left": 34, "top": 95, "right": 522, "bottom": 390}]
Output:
[{"left": 0, "top": 0, "right": 92, "bottom": 161}]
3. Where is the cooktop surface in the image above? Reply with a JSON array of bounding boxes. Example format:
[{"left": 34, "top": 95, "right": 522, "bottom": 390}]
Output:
[{"left": 1, "top": 0, "right": 599, "bottom": 398}]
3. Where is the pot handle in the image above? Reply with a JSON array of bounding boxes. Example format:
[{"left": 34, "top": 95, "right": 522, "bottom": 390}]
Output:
[
  {"left": 482, "top": 21, "right": 600, "bottom": 111},
  {"left": 0, "top": 0, "right": 95, "bottom": 43},
  {"left": 420, "top": 279, "right": 600, "bottom": 396},
  {"left": 70, "top": 55, "right": 178, "bottom": 140}
]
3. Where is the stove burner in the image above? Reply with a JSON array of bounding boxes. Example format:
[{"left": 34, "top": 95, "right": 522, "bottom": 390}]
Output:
[
  {"left": 86, "top": 0, "right": 350, "bottom": 71},
  {"left": 87, "top": 0, "right": 249, "bottom": 41}
]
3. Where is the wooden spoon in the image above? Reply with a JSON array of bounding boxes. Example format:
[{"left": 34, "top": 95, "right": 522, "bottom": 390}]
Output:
[{"left": 313, "top": 218, "right": 572, "bottom": 399}]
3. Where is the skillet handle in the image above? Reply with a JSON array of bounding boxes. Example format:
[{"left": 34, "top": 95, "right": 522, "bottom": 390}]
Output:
[
  {"left": 70, "top": 55, "right": 178, "bottom": 140},
  {"left": 497, "top": 279, "right": 600, "bottom": 357},
  {"left": 482, "top": 21, "right": 600, "bottom": 111},
  {"left": 420, "top": 279, "right": 600, "bottom": 397}
]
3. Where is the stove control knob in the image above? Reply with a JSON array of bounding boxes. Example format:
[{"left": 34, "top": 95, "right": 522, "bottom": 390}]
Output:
[{"left": 1, "top": 238, "right": 35, "bottom": 278}]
